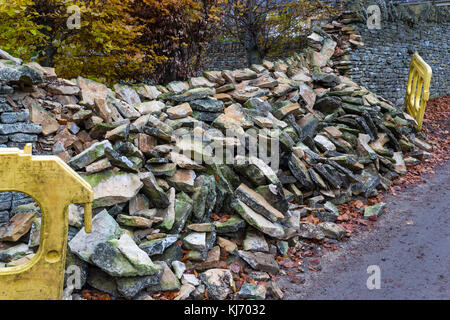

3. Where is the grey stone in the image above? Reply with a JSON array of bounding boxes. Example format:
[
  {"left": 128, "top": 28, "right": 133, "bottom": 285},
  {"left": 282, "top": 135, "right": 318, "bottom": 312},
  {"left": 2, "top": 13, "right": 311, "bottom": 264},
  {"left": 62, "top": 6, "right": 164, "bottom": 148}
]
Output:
[
  {"left": 139, "top": 235, "right": 178, "bottom": 256},
  {"left": 8, "top": 133, "right": 37, "bottom": 143},
  {"left": 86, "top": 267, "right": 120, "bottom": 296},
  {"left": 232, "top": 200, "right": 285, "bottom": 239},
  {"left": 237, "top": 250, "right": 279, "bottom": 274},
  {"left": 116, "top": 270, "right": 163, "bottom": 298},
  {"left": 147, "top": 261, "right": 181, "bottom": 292},
  {"left": 243, "top": 229, "right": 269, "bottom": 252},
  {"left": 235, "top": 183, "right": 284, "bottom": 222},
  {"left": 171, "top": 260, "right": 186, "bottom": 279},
  {"left": 318, "top": 222, "right": 346, "bottom": 240},
  {"left": 0, "top": 243, "right": 31, "bottom": 262},
  {"left": 364, "top": 202, "right": 387, "bottom": 219},
  {"left": 171, "top": 87, "right": 215, "bottom": 102},
  {"left": 199, "top": 268, "right": 235, "bottom": 300},
  {"left": 68, "top": 140, "right": 112, "bottom": 170},
  {"left": 90, "top": 233, "right": 161, "bottom": 277},
  {"left": 104, "top": 147, "right": 139, "bottom": 173},
  {"left": 0, "top": 123, "right": 42, "bottom": 135},
  {"left": 0, "top": 111, "right": 29, "bottom": 123},
  {"left": 214, "top": 215, "right": 247, "bottom": 234},
  {"left": 183, "top": 232, "right": 206, "bottom": 251},
  {"left": 298, "top": 222, "right": 325, "bottom": 240},
  {"left": 238, "top": 283, "right": 266, "bottom": 300},
  {"left": 68, "top": 210, "right": 123, "bottom": 262},
  {"left": 190, "top": 98, "right": 224, "bottom": 112},
  {"left": 312, "top": 72, "right": 341, "bottom": 87},
  {"left": 140, "top": 171, "right": 170, "bottom": 208},
  {"left": 83, "top": 171, "right": 143, "bottom": 208}
]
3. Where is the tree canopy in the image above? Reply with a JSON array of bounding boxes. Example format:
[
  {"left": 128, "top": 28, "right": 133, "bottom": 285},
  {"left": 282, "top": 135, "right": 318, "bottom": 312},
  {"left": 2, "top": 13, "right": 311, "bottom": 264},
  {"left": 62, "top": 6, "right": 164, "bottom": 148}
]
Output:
[{"left": 0, "top": 0, "right": 333, "bottom": 84}]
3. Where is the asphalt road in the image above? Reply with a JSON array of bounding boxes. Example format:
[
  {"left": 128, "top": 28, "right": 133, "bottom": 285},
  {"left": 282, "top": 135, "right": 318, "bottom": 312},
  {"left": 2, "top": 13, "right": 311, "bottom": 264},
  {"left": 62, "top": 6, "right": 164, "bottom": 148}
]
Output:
[{"left": 279, "top": 161, "right": 450, "bottom": 300}]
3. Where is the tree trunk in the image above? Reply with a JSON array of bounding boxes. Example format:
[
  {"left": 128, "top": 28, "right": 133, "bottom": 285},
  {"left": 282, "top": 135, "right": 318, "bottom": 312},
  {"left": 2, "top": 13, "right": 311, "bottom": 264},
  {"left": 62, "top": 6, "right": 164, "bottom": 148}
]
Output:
[
  {"left": 244, "top": 29, "right": 262, "bottom": 66},
  {"left": 243, "top": 0, "right": 263, "bottom": 66},
  {"left": 41, "top": 44, "right": 56, "bottom": 67},
  {"left": 246, "top": 42, "right": 262, "bottom": 66}
]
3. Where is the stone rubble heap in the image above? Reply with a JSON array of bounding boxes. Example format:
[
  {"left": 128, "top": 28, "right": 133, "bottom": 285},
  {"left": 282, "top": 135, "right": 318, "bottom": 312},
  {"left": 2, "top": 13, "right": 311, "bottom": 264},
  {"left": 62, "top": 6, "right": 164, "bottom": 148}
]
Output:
[{"left": 0, "top": 26, "right": 433, "bottom": 300}]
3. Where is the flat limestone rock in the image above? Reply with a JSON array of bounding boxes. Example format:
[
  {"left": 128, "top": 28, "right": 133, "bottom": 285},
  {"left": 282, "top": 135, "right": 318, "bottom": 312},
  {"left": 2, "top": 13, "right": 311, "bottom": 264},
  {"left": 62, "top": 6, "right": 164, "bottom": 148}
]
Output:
[
  {"left": 114, "top": 84, "right": 141, "bottom": 106},
  {"left": 393, "top": 152, "right": 407, "bottom": 175},
  {"left": 116, "top": 214, "right": 153, "bottom": 228},
  {"left": 167, "top": 169, "right": 196, "bottom": 193},
  {"left": 91, "top": 233, "right": 161, "bottom": 277},
  {"left": 28, "top": 103, "right": 59, "bottom": 136},
  {"left": 237, "top": 250, "right": 279, "bottom": 274},
  {"left": 174, "top": 284, "right": 196, "bottom": 300},
  {"left": 147, "top": 261, "right": 181, "bottom": 292},
  {"left": 199, "top": 268, "right": 235, "bottom": 300},
  {"left": 172, "top": 87, "right": 215, "bottom": 102},
  {"left": 84, "top": 171, "right": 143, "bottom": 208},
  {"left": 69, "top": 210, "right": 123, "bottom": 262},
  {"left": 238, "top": 283, "right": 266, "bottom": 300},
  {"left": 214, "top": 215, "right": 246, "bottom": 234},
  {"left": 77, "top": 76, "right": 108, "bottom": 107},
  {"left": 0, "top": 243, "right": 31, "bottom": 263},
  {"left": 183, "top": 232, "right": 206, "bottom": 251},
  {"left": 134, "top": 101, "right": 164, "bottom": 115},
  {"left": 139, "top": 171, "right": 170, "bottom": 209},
  {"left": 167, "top": 103, "right": 193, "bottom": 119},
  {"left": 243, "top": 229, "right": 269, "bottom": 252},
  {"left": 156, "top": 187, "right": 176, "bottom": 231},
  {"left": 231, "top": 200, "right": 285, "bottom": 238},
  {"left": 298, "top": 222, "right": 325, "bottom": 240},
  {"left": 116, "top": 270, "right": 163, "bottom": 298},
  {"left": 0, "top": 211, "right": 35, "bottom": 242},
  {"left": 68, "top": 140, "right": 112, "bottom": 170},
  {"left": 139, "top": 235, "right": 179, "bottom": 256},
  {"left": 318, "top": 222, "right": 346, "bottom": 240},
  {"left": 235, "top": 183, "right": 284, "bottom": 222},
  {"left": 364, "top": 202, "right": 386, "bottom": 219},
  {"left": 86, "top": 268, "right": 120, "bottom": 297}
]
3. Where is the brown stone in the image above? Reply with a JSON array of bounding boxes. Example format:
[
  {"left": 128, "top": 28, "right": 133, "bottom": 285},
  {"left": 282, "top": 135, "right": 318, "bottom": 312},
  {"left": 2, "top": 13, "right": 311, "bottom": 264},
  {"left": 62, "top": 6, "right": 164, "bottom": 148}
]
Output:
[
  {"left": 323, "top": 126, "right": 342, "bottom": 138},
  {"left": 194, "top": 246, "right": 221, "bottom": 271},
  {"left": 0, "top": 211, "right": 36, "bottom": 242},
  {"left": 56, "top": 151, "right": 71, "bottom": 162},
  {"left": 84, "top": 116, "right": 103, "bottom": 130},
  {"left": 217, "top": 237, "right": 237, "bottom": 253},
  {"left": 77, "top": 76, "right": 108, "bottom": 107},
  {"left": 135, "top": 133, "right": 157, "bottom": 155},
  {"left": 273, "top": 103, "right": 300, "bottom": 119},
  {"left": 213, "top": 93, "right": 233, "bottom": 102},
  {"left": 29, "top": 104, "right": 60, "bottom": 136},
  {"left": 169, "top": 151, "right": 204, "bottom": 170},
  {"left": 54, "top": 127, "right": 78, "bottom": 148},
  {"left": 85, "top": 158, "right": 112, "bottom": 174},
  {"left": 166, "top": 103, "right": 193, "bottom": 119},
  {"left": 93, "top": 98, "right": 113, "bottom": 123}
]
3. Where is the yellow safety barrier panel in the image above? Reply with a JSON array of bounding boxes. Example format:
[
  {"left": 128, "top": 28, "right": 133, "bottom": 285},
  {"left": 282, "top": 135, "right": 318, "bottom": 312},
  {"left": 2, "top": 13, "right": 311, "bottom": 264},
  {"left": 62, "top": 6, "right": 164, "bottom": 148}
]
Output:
[
  {"left": 0, "top": 144, "right": 93, "bottom": 300},
  {"left": 405, "top": 52, "right": 432, "bottom": 131}
]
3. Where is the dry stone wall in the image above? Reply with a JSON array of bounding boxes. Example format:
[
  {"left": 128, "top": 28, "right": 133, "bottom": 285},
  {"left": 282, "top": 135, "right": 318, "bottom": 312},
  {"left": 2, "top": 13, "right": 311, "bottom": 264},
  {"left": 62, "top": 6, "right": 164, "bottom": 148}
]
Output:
[
  {"left": 347, "top": 1, "right": 450, "bottom": 105},
  {"left": 204, "top": 1, "right": 450, "bottom": 106},
  {"left": 203, "top": 41, "right": 248, "bottom": 71}
]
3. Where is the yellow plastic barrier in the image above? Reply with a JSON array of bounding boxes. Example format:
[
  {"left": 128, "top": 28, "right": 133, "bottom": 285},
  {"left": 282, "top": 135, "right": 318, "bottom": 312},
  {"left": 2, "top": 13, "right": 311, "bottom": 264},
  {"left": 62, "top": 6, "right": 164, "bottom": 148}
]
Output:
[
  {"left": 0, "top": 144, "right": 93, "bottom": 300},
  {"left": 405, "top": 52, "right": 432, "bottom": 131}
]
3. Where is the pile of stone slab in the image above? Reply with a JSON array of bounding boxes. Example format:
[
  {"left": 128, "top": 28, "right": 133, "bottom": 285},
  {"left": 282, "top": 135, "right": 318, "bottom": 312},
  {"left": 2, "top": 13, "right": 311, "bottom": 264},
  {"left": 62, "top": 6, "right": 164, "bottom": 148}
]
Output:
[
  {"left": 0, "top": 26, "right": 433, "bottom": 300},
  {"left": 305, "top": 10, "right": 366, "bottom": 78}
]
